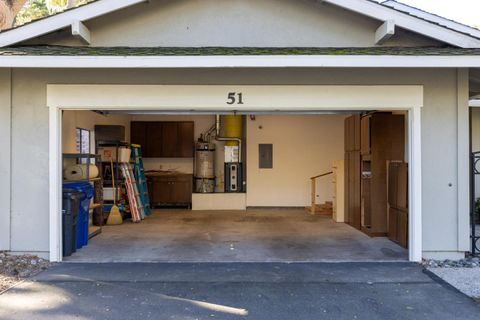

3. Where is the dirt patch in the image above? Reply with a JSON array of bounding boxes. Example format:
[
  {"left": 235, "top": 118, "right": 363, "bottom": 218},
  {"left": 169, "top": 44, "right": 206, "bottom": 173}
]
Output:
[{"left": 0, "top": 251, "right": 51, "bottom": 293}]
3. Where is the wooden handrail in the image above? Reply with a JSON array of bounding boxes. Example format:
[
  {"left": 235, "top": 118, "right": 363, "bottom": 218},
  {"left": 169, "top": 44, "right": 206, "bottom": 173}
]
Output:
[
  {"left": 310, "top": 171, "right": 333, "bottom": 180},
  {"left": 309, "top": 171, "right": 333, "bottom": 215}
]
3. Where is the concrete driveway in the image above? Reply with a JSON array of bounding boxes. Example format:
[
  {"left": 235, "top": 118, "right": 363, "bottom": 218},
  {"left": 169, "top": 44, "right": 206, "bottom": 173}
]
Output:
[{"left": 0, "top": 263, "right": 478, "bottom": 320}]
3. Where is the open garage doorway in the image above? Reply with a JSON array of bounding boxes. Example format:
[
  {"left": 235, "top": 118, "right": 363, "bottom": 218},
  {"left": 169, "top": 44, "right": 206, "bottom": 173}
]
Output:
[
  {"left": 59, "top": 110, "right": 410, "bottom": 263},
  {"left": 48, "top": 84, "right": 422, "bottom": 262}
]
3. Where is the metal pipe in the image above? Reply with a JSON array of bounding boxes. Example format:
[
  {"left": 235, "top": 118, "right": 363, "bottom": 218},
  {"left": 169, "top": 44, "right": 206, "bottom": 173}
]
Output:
[{"left": 214, "top": 114, "right": 242, "bottom": 162}]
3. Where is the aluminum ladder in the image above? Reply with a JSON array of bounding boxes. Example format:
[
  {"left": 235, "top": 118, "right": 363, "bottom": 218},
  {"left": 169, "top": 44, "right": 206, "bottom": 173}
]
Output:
[{"left": 130, "top": 144, "right": 151, "bottom": 216}]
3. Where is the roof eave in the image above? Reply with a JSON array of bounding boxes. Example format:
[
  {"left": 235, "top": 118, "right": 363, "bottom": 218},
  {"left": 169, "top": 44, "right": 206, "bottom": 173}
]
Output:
[{"left": 2, "top": 54, "right": 480, "bottom": 68}]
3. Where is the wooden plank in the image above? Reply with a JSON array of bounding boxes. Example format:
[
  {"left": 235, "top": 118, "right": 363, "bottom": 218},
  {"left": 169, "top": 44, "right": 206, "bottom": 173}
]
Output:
[{"left": 311, "top": 178, "right": 316, "bottom": 215}]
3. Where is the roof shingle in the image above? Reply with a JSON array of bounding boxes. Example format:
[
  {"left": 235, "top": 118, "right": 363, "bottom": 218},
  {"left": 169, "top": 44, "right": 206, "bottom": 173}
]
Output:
[{"left": 2, "top": 46, "right": 480, "bottom": 56}]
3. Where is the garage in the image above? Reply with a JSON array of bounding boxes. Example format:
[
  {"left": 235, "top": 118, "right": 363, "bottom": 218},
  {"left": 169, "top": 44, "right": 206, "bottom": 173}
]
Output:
[{"left": 55, "top": 85, "right": 415, "bottom": 263}]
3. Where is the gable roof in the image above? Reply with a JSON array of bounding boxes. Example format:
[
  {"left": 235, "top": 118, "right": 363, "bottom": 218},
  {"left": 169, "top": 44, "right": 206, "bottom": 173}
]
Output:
[{"left": 0, "top": 0, "right": 480, "bottom": 48}]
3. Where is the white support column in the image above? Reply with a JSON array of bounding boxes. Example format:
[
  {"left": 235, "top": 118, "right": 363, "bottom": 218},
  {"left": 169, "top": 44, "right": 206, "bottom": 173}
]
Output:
[
  {"left": 409, "top": 106, "right": 423, "bottom": 262},
  {"left": 375, "top": 20, "right": 395, "bottom": 45},
  {"left": 457, "top": 68, "right": 470, "bottom": 252},
  {"left": 49, "top": 106, "right": 62, "bottom": 262},
  {"left": 71, "top": 20, "right": 91, "bottom": 45}
]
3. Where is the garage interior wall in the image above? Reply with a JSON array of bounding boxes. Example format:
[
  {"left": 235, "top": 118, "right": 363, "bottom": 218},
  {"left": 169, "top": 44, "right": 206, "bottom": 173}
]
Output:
[
  {"left": 0, "top": 69, "right": 11, "bottom": 251},
  {"left": 62, "top": 111, "right": 132, "bottom": 153},
  {"left": 246, "top": 115, "right": 345, "bottom": 207}
]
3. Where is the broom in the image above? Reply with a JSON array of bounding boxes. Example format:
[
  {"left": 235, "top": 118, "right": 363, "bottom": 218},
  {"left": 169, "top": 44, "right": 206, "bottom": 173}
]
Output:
[{"left": 106, "top": 159, "right": 123, "bottom": 225}]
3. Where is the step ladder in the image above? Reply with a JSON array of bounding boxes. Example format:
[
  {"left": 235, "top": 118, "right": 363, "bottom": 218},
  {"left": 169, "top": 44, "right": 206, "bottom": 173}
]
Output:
[
  {"left": 120, "top": 162, "right": 145, "bottom": 222},
  {"left": 130, "top": 144, "right": 151, "bottom": 216}
]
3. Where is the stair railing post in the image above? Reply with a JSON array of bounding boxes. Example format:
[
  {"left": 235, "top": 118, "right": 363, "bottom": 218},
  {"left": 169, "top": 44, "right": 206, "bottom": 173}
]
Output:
[{"left": 311, "top": 177, "right": 316, "bottom": 215}]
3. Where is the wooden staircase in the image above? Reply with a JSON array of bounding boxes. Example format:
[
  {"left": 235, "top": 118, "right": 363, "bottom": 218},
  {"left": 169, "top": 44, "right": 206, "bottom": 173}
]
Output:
[
  {"left": 305, "top": 171, "right": 333, "bottom": 216},
  {"left": 305, "top": 201, "right": 333, "bottom": 216}
]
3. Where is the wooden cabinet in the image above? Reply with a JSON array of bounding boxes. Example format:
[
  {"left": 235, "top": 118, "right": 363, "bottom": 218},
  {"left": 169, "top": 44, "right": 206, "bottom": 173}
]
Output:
[
  {"left": 147, "top": 174, "right": 192, "bottom": 207},
  {"left": 361, "top": 113, "right": 405, "bottom": 236},
  {"left": 161, "top": 122, "right": 178, "bottom": 157},
  {"left": 344, "top": 115, "right": 361, "bottom": 230},
  {"left": 131, "top": 121, "right": 147, "bottom": 149},
  {"left": 177, "top": 122, "right": 195, "bottom": 157},
  {"left": 130, "top": 121, "right": 194, "bottom": 158},
  {"left": 345, "top": 113, "right": 406, "bottom": 236},
  {"left": 388, "top": 162, "right": 408, "bottom": 248}
]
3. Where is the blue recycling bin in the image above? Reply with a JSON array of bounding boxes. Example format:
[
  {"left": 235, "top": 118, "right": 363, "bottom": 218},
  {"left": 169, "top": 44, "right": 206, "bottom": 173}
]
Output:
[{"left": 63, "top": 181, "right": 94, "bottom": 249}]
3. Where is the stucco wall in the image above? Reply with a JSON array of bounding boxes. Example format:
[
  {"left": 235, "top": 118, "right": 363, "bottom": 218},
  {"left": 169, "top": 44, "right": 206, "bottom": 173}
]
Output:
[
  {"left": 246, "top": 115, "right": 345, "bottom": 207},
  {"left": 0, "top": 69, "right": 11, "bottom": 251},
  {"left": 8, "top": 67, "right": 467, "bottom": 259},
  {"left": 27, "top": 0, "right": 441, "bottom": 48}
]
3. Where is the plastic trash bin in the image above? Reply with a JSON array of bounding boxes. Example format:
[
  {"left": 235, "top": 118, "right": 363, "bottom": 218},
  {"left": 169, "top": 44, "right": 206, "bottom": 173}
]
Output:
[
  {"left": 62, "top": 188, "right": 83, "bottom": 257},
  {"left": 63, "top": 181, "right": 94, "bottom": 249}
]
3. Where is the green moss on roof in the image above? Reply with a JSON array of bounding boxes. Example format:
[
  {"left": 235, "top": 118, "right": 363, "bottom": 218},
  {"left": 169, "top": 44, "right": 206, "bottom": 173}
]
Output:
[{"left": 1, "top": 46, "right": 480, "bottom": 56}]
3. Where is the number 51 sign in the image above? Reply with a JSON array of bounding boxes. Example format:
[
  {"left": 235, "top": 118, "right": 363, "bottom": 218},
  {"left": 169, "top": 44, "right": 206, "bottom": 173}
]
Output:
[{"left": 226, "top": 92, "right": 244, "bottom": 105}]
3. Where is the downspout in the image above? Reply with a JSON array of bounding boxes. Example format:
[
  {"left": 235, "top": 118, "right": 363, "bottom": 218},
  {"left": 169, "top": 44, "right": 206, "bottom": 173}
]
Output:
[{"left": 214, "top": 114, "right": 242, "bottom": 162}]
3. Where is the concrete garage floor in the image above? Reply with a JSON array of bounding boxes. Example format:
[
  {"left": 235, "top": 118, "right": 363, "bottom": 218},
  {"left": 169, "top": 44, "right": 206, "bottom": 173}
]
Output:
[
  {"left": 66, "top": 209, "right": 408, "bottom": 263},
  {"left": 1, "top": 263, "right": 479, "bottom": 320}
]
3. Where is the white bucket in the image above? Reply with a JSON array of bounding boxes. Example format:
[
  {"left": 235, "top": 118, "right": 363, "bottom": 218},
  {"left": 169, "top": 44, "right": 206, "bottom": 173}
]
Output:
[{"left": 64, "top": 164, "right": 99, "bottom": 181}]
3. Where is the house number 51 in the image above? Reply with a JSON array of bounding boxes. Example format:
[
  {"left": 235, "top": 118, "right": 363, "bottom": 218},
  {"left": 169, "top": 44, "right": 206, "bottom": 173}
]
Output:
[{"left": 226, "top": 92, "right": 244, "bottom": 105}]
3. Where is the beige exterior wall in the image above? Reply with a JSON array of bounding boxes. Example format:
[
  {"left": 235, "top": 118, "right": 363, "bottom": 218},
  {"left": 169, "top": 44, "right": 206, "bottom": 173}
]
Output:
[
  {"left": 246, "top": 115, "right": 345, "bottom": 207},
  {"left": 0, "top": 69, "right": 11, "bottom": 251},
  {"left": 27, "top": 0, "right": 441, "bottom": 48},
  {"left": 7, "top": 67, "right": 468, "bottom": 259}
]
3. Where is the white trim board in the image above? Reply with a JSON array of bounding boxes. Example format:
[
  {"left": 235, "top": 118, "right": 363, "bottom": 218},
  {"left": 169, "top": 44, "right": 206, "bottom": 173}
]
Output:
[
  {"left": 2, "top": 55, "right": 480, "bottom": 68},
  {"left": 47, "top": 85, "right": 424, "bottom": 110},
  {"left": 1, "top": 0, "right": 480, "bottom": 48},
  {"left": 48, "top": 84, "right": 423, "bottom": 263}
]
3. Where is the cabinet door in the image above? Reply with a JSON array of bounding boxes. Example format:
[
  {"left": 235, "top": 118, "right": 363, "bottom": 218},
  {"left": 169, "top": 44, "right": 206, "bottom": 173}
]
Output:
[
  {"left": 344, "top": 117, "right": 352, "bottom": 152},
  {"left": 177, "top": 122, "right": 194, "bottom": 157},
  {"left": 146, "top": 122, "right": 163, "bottom": 157},
  {"left": 397, "top": 209, "right": 408, "bottom": 248},
  {"left": 360, "top": 116, "right": 371, "bottom": 156},
  {"left": 171, "top": 179, "right": 192, "bottom": 203},
  {"left": 388, "top": 207, "right": 399, "bottom": 243},
  {"left": 353, "top": 115, "right": 361, "bottom": 151},
  {"left": 131, "top": 122, "right": 147, "bottom": 151},
  {"left": 161, "top": 123, "right": 178, "bottom": 157},
  {"left": 151, "top": 178, "right": 171, "bottom": 204}
]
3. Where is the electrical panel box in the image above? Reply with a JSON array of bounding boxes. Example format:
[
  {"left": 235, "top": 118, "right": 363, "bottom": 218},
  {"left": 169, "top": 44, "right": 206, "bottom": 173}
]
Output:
[{"left": 259, "top": 144, "right": 273, "bottom": 169}]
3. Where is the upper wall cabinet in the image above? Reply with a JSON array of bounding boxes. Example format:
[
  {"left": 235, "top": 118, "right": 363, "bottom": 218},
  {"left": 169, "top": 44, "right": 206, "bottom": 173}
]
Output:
[{"left": 131, "top": 121, "right": 194, "bottom": 158}]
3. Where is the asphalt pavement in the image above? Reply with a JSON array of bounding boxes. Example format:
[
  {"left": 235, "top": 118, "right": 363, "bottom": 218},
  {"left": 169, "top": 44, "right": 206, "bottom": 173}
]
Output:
[{"left": 0, "top": 262, "right": 478, "bottom": 320}]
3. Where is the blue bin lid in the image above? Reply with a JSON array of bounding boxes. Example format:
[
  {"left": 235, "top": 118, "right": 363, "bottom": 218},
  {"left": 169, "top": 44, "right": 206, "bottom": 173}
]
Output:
[{"left": 63, "top": 182, "right": 94, "bottom": 199}]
